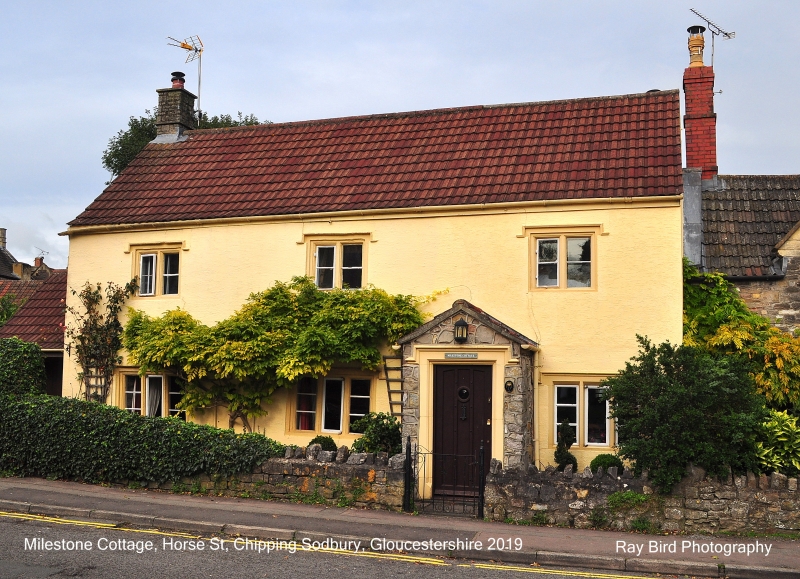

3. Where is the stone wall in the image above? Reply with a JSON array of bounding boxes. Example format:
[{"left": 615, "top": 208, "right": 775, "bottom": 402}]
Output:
[
  {"left": 144, "top": 444, "right": 406, "bottom": 510},
  {"left": 485, "top": 462, "right": 800, "bottom": 534},
  {"left": 734, "top": 256, "right": 800, "bottom": 334}
]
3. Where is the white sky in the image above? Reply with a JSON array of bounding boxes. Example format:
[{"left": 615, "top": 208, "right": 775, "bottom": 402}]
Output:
[{"left": 1, "top": 1, "right": 798, "bottom": 268}]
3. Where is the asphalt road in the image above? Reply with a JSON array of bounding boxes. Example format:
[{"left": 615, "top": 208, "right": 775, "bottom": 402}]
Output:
[{"left": 0, "top": 515, "right": 682, "bottom": 579}]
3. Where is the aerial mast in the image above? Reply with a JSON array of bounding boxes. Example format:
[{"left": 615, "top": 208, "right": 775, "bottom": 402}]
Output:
[
  {"left": 167, "top": 35, "right": 204, "bottom": 122},
  {"left": 689, "top": 9, "right": 735, "bottom": 67}
]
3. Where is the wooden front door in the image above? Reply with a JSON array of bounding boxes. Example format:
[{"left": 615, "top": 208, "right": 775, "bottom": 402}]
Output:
[{"left": 433, "top": 365, "right": 492, "bottom": 495}]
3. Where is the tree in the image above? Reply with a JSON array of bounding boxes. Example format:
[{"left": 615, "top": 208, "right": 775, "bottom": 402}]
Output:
[
  {"left": 0, "top": 294, "right": 22, "bottom": 328},
  {"left": 102, "top": 110, "right": 264, "bottom": 179},
  {"left": 123, "top": 277, "right": 424, "bottom": 432},
  {"left": 602, "top": 336, "right": 765, "bottom": 492}
]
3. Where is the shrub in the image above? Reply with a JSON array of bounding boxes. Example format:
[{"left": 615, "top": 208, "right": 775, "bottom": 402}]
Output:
[
  {"left": 606, "top": 491, "right": 648, "bottom": 511},
  {"left": 588, "top": 507, "right": 608, "bottom": 529},
  {"left": 602, "top": 336, "right": 765, "bottom": 492},
  {"left": 308, "top": 435, "right": 338, "bottom": 452},
  {"left": 0, "top": 338, "right": 46, "bottom": 395},
  {"left": 350, "top": 412, "right": 401, "bottom": 455},
  {"left": 554, "top": 419, "right": 577, "bottom": 472},
  {"left": 756, "top": 410, "right": 800, "bottom": 476},
  {"left": 0, "top": 393, "right": 285, "bottom": 483},
  {"left": 590, "top": 454, "right": 624, "bottom": 474},
  {"left": 629, "top": 516, "right": 659, "bottom": 533}
]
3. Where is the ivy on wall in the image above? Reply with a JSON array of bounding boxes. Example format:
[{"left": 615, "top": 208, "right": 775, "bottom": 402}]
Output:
[
  {"left": 64, "top": 280, "right": 137, "bottom": 402},
  {"left": 684, "top": 260, "right": 800, "bottom": 413},
  {"left": 123, "top": 277, "right": 425, "bottom": 431},
  {"left": 0, "top": 338, "right": 46, "bottom": 395}
]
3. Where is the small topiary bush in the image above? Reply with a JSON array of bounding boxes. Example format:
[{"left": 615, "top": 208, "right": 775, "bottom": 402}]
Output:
[
  {"left": 590, "top": 453, "right": 624, "bottom": 474},
  {"left": 350, "top": 412, "right": 401, "bottom": 455},
  {"left": 554, "top": 419, "right": 578, "bottom": 472},
  {"left": 0, "top": 393, "right": 285, "bottom": 483},
  {"left": 308, "top": 435, "right": 338, "bottom": 452},
  {"left": 0, "top": 338, "right": 46, "bottom": 396}
]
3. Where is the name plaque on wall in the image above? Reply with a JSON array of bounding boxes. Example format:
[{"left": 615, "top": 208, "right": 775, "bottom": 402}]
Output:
[{"left": 444, "top": 352, "right": 478, "bottom": 359}]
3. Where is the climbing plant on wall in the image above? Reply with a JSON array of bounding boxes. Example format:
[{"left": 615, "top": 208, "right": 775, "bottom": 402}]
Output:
[
  {"left": 683, "top": 260, "right": 800, "bottom": 413},
  {"left": 64, "top": 280, "right": 138, "bottom": 402},
  {"left": 123, "top": 277, "right": 425, "bottom": 431}
]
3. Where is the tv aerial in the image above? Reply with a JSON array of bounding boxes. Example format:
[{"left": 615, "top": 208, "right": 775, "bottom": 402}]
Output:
[
  {"left": 167, "top": 35, "right": 204, "bottom": 121},
  {"left": 690, "top": 9, "right": 735, "bottom": 66}
]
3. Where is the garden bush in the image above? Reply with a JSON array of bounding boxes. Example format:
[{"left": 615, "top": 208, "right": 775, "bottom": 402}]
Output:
[
  {"left": 350, "top": 412, "right": 401, "bottom": 455},
  {"left": 756, "top": 410, "right": 800, "bottom": 476},
  {"left": 602, "top": 336, "right": 765, "bottom": 492},
  {"left": 0, "top": 393, "right": 284, "bottom": 483},
  {"left": 590, "top": 453, "right": 624, "bottom": 474},
  {"left": 554, "top": 419, "right": 578, "bottom": 472},
  {"left": 308, "top": 435, "right": 338, "bottom": 452},
  {"left": 0, "top": 338, "right": 45, "bottom": 395}
]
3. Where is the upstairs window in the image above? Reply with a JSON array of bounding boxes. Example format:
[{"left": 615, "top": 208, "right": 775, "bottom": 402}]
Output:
[
  {"left": 530, "top": 229, "right": 597, "bottom": 290},
  {"left": 312, "top": 240, "right": 365, "bottom": 289},
  {"left": 135, "top": 249, "right": 181, "bottom": 296}
]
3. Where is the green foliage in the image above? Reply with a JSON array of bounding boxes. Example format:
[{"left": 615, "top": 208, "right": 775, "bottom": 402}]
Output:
[
  {"left": 124, "top": 277, "right": 424, "bottom": 430},
  {"left": 553, "top": 418, "right": 577, "bottom": 472},
  {"left": 590, "top": 454, "right": 624, "bottom": 474},
  {"left": 102, "top": 109, "right": 264, "bottom": 179},
  {"left": 350, "top": 412, "right": 402, "bottom": 455},
  {"left": 606, "top": 491, "right": 648, "bottom": 511},
  {"left": 0, "top": 294, "right": 23, "bottom": 328},
  {"left": 308, "top": 435, "right": 338, "bottom": 452},
  {"left": 0, "top": 392, "right": 284, "bottom": 483},
  {"left": 756, "top": 410, "right": 800, "bottom": 476},
  {"left": 629, "top": 516, "right": 659, "bottom": 533},
  {"left": 684, "top": 259, "right": 800, "bottom": 412},
  {"left": 529, "top": 511, "right": 548, "bottom": 526},
  {"left": 0, "top": 338, "right": 46, "bottom": 395},
  {"left": 64, "top": 280, "right": 137, "bottom": 402},
  {"left": 588, "top": 507, "right": 609, "bottom": 529},
  {"left": 602, "top": 336, "right": 765, "bottom": 492}
]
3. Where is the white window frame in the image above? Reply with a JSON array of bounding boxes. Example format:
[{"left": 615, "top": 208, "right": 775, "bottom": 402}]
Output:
[
  {"left": 292, "top": 376, "right": 372, "bottom": 434},
  {"left": 348, "top": 378, "right": 371, "bottom": 428},
  {"left": 554, "top": 384, "right": 579, "bottom": 442},
  {"left": 162, "top": 253, "right": 180, "bottom": 295},
  {"left": 315, "top": 246, "right": 336, "bottom": 289},
  {"left": 125, "top": 375, "right": 142, "bottom": 414},
  {"left": 528, "top": 227, "right": 599, "bottom": 291},
  {"left": 536, "top": 238, "right": 559, "bottom": 288},
  {"left": 167, "top": 376, "right": 185, "bottom": 419},
  {"left": 584, "top": 386, "right": 610, "bottom": 446},
  {"left": 139, "top": 254, "right": 156, "bottom": 296}
]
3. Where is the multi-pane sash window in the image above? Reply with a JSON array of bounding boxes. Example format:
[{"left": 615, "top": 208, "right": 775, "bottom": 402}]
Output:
[
  {"left": 163, "top": 253, "right": 179, "bottom": 294},
  {"left": 566, "top": 238, "right": 591, "bottom": 288},
  {"left": 294, "top": 377, "right": 371, "bottom": 433},
  {"left": 314, "top": 243, "right": 363, "bottom": 289},
  {"left": 168, "top": 376, "right": 185, "bottom": 419},
  {"left": 139, "top": 254, "right": 156, "bottom": 296},
  {"left": 349, "top": 379, "right": 371, "bottom": 428},
  {"left": 296, "top": 377, "right": 318, "bottom": 430},
  {"left": 125, "top": 376, "right": 142, "bottom": 413},
  {"left": 555, "top": 385, "right": 578, "bottom": 440},
  {"left": 537, "top": 239, "right": 558, "bottom": 287}
]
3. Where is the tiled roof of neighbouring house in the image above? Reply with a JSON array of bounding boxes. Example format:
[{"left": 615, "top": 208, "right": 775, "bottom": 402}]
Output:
[
  {"left": 0, "top": 247, "right": 20, "bottom": 280},
  {"left": 0, "top": 279, "right": 44, "bottom": 306},
  {"left": 703, "top": 175, "right": 800, "bottom": 278},
  {"left": 0, "top": 270, "right": 67, "bottom": 349},
  {"left": 70, "top": 90, "right": 683, "bottom": 227}
]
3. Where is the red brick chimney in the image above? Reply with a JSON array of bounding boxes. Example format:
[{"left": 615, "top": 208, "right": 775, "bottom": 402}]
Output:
[{"left": 683, "top": 26, "right": 718, "bottom": 180}]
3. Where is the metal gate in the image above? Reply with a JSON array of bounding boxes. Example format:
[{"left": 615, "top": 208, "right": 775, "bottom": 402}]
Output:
[{"left": 403, "top": 437, "right": 485, "bottom": 517}]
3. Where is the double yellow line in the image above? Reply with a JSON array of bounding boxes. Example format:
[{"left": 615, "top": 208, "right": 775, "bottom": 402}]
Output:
[{"left": 1, "top": 511, "right": 658, "bottom": 578}]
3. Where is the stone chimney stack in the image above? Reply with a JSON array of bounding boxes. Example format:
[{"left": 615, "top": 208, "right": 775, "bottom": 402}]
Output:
[
  {"left": 683, "top": 26, "right": 718, "bottom": 181},
  {"left": 0, "top": 228, "right": 6, "bottom": 250},
  {"left": 155, "top": 72, "right": 197, "bottom": 138}
]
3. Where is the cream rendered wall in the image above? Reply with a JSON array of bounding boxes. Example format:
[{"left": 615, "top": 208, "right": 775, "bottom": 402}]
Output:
[{"left": 64, "top": 197, "right": 683, "bottom": 455}]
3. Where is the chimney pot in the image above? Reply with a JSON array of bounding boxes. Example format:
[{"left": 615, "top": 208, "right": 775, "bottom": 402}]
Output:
[
  {"left": 156, "top": 71, "right": 196, "bottom": 137},
  {"left": 687, "top": 25, "right": 706, "bottom": 67},
  {"left": 171, "top": 71, "right": 186, "bottom": 89}
]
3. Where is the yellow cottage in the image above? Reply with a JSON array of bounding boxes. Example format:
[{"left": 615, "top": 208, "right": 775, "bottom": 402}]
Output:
[{"left": 63, "top": 72, "right": 685, "bottom": 477}]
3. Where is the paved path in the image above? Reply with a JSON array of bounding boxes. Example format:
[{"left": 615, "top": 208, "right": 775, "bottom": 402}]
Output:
[{"left": 0, "top": 477, "right": 797, "bottom": 578}]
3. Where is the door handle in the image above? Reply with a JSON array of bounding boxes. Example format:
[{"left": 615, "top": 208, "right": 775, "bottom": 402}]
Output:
[{"left": 460, "top": 405, "right": 467, "bottom": 420}]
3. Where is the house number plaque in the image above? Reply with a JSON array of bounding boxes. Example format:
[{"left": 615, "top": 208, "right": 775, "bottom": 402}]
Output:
[{"left": 444, "top": 352, "right": 478, "bottom": 359}]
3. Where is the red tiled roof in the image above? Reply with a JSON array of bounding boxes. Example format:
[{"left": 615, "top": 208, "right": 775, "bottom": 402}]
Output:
[
  {"left": 70, "top": 91, "right": 683, "bottom": 227},
  {"left": 0, "top": 270, "right": 67, "bottom": 350},
  {"left": 0, "top": 280, "right": 43, "bottom": 305}
]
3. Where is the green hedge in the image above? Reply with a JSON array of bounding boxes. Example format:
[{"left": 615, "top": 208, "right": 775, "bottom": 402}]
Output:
[
  {"left": 0, "top": 393, "right": 285, "bottom": 483},
  {"left": 0, "top": 338, "right": 46, "bottom": 395}
]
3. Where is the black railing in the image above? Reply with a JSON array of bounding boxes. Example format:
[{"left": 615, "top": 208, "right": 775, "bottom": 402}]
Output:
[{"left": 402, "top": 436, "right": 485, "bottom": 517}]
